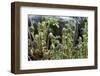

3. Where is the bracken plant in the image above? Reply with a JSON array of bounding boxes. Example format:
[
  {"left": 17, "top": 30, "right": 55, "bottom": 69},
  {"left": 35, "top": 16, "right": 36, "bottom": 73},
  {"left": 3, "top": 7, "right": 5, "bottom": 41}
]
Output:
[{"left": 28, "top": 15, "right": 88, "bottom": 60}]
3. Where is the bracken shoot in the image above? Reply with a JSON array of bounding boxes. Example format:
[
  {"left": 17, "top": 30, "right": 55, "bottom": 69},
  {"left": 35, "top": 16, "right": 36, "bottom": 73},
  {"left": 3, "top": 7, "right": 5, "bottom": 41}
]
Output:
[{"left": 28, "top": 15, "right": 88, "bottom": 61}]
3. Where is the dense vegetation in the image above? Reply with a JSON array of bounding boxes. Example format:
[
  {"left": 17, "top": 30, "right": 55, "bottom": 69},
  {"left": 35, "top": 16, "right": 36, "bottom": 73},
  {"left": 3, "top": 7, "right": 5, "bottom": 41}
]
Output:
[{"left": 28, "top": 16, "right": 88, "bottom": 60}]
